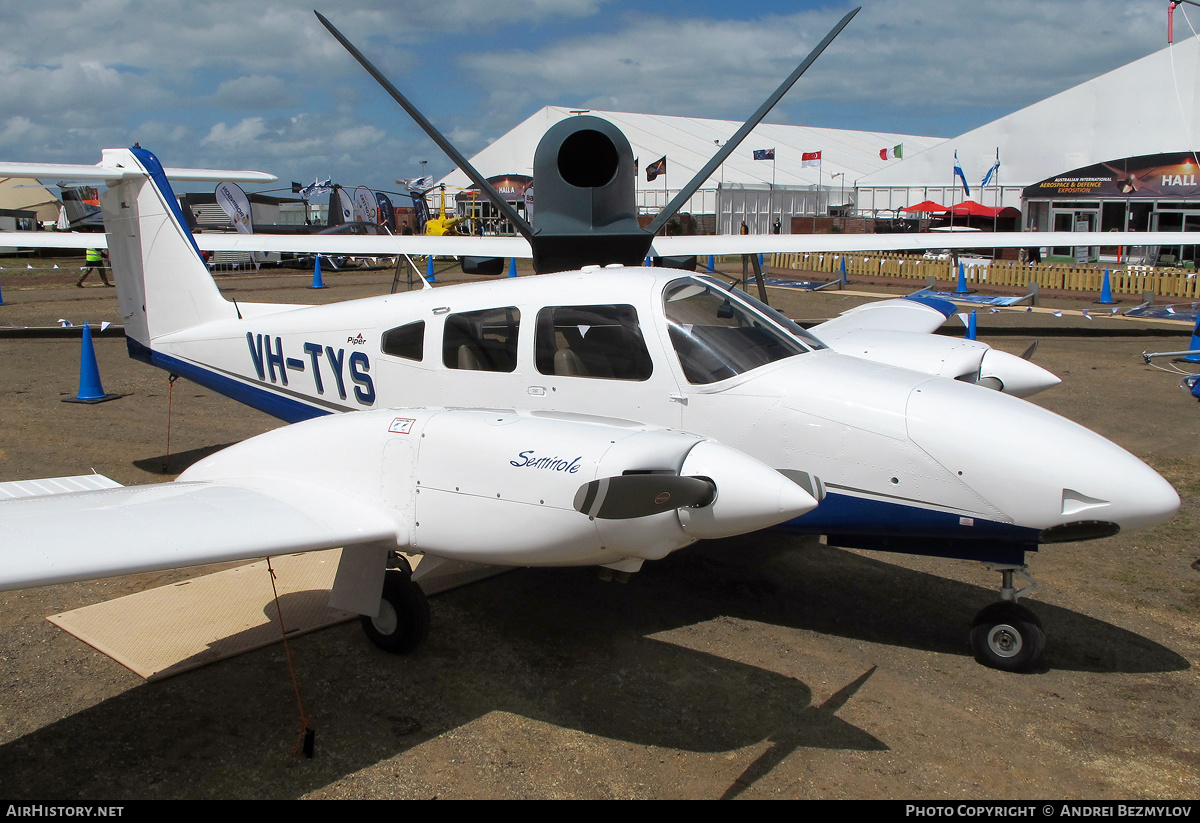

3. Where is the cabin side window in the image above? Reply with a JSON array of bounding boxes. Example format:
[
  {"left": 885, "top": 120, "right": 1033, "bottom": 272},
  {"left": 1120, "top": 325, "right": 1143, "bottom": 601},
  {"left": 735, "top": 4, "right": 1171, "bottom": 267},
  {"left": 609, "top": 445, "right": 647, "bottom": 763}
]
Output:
[
  {"left": 380, "top": 320, "right": 425, "bottom": 361},
  {"left": 442, "top": 307, "right": 521, "bottom": 372},
  {"left": 663, "top": 279, "right": 812, "bottom": 384},
  {"left": 534, "top": 304, "right": 652, "bottom": 380}
]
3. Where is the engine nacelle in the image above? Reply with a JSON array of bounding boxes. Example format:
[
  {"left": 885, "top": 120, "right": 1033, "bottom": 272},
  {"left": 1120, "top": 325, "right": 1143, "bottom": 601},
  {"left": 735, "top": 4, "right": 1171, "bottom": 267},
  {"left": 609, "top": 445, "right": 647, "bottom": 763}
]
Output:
[
  {"left": 179, "top": 408, "right": 820, "bottom": 569},
  {"left": 825, "top": 329, "right": 1060, "bottom": 397}
]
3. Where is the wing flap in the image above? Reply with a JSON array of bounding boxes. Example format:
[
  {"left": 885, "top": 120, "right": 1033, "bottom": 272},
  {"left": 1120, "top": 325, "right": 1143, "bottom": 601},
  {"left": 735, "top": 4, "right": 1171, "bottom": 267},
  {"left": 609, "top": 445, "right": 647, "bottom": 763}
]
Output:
[{"left": 0, "top": 478, "right": 398, "bottom": 591}]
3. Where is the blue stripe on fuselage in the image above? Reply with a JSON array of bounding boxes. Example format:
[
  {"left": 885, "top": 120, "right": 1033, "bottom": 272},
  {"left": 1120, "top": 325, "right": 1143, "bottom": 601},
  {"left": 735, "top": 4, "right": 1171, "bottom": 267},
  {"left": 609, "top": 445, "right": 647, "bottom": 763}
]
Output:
[
  {"left": 778, "top": 490, "right": 1039, "bottom": 563},
  {"left": 126, "top": 337, "right": 330, "bottom": 423}
]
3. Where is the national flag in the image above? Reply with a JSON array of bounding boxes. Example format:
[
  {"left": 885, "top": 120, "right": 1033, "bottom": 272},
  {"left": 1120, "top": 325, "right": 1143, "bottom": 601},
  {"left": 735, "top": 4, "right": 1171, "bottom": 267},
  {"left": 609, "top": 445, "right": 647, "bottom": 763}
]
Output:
[
  {"left": 879, "top": 144, "right": 903, "bottom": 161},
  {"left": 298, "top": 178, "right": 332, "bottom": 200},
  {"left": 981, "top": 150, "right": 1001, "bottom": 188},
  {"left": 645, "top": 156, "right": 667, "bottom": 181},
  {"left": 753, "top": 148, "right": 775, "bottom": 161},
  {"left": 399, "top": 175, "right": 434, "bottom": 194},
  {"left": 801, "top": 151, "right": 821, "bottom": 168},
  {"left": 954, "top": 151, "right": 971, "bottom": 197}
]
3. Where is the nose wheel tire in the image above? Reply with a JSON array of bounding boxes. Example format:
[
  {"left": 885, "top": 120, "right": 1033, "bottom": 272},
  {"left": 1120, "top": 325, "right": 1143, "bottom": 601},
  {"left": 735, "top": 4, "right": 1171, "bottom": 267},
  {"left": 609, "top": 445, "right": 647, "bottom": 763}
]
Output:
[
  {"left": 360, "top": 567, "right": 431, "bottom": 654},
  {"left": 970, "top": 602, "right": 1044, "bottom": 672}
]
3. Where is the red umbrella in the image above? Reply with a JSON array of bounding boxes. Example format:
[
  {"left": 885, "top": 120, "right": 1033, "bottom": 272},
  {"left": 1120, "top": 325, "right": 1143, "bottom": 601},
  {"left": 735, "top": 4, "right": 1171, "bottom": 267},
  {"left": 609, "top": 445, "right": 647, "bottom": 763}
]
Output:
[
  {"left": 947, "top": 201, "right": 1021, "bottom": 218},
  {"left": 902, "top": 200, "right": 948, "bottom": 213}
]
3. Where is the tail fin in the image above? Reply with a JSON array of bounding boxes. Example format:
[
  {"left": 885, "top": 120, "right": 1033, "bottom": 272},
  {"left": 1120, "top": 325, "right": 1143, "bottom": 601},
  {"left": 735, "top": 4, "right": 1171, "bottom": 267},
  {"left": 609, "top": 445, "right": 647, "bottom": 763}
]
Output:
[{"left": 99, "top": 147, "right": 240, "bottom": 346}]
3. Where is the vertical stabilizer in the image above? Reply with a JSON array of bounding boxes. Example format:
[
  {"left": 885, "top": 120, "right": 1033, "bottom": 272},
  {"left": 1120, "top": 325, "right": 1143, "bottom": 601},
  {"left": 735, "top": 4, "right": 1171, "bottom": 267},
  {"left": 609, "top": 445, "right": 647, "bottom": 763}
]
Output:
[{"left": 101, "top": 147, "right": 238, "bottom": 346}]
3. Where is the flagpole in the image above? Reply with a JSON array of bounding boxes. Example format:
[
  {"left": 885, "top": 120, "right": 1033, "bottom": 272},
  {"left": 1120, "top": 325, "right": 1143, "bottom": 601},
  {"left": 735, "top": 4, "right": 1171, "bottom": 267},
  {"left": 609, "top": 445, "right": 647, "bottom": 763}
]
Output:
[
  {"left": 994, "top": 148, "right": 1000, "bottom": 233},
  {"left": 770, "top": 156, "right": 776, "bottom": 231},
  {"left": 949, "top": 158, "right": 955, "bottom": 230}
]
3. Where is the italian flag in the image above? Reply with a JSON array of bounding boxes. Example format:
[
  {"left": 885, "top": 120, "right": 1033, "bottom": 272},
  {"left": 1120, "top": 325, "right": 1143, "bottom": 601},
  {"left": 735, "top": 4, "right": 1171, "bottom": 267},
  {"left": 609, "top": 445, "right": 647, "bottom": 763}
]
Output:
[{"left": 879, "top": 144, "right": 903, "bottom": 160}]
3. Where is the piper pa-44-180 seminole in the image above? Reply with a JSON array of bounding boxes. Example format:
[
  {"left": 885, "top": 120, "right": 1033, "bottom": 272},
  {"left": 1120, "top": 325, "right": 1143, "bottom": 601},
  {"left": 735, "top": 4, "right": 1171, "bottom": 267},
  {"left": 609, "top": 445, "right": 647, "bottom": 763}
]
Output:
[{"left": 0, "top": 9, "right": 1188, "bottom": 671}]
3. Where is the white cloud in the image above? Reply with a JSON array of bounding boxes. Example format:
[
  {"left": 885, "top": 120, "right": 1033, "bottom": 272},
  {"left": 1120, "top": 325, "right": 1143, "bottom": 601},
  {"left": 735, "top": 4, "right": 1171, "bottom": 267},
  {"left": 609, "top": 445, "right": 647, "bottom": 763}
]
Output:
[
  {"left": 0, "top": 1, "right": 1182, "bottom": 191},
  {"left": 458, "top": 1, "right": 1167, "bottom": 136},
  {"left": 210, "top": 75, "right": 300, "bottom": 109}
]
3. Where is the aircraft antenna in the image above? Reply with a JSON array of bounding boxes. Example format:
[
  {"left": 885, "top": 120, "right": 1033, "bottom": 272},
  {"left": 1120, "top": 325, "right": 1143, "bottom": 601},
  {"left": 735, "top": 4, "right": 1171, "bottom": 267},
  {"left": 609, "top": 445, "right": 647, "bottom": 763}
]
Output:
[
  {"left": 645, "top": 6, "right": 860, "bottom": 236},
  {"left": 314, "top": 11, "right": 536, "bottom": 245}
]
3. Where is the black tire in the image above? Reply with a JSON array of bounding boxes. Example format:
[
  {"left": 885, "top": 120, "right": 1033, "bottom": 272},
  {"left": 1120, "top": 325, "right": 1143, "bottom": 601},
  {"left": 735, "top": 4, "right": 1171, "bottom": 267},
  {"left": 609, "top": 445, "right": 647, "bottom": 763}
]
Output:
[
  {"left": 360, "top": 569, "right": 431, "bottom": 654},
  {"left": 970, "top": 602, "right": 1044, "bottom": 672}
]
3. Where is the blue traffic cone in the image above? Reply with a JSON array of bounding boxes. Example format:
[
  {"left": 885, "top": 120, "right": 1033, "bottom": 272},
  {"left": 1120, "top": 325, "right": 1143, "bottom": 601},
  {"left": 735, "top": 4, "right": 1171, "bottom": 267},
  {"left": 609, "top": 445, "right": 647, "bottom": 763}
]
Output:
[
  {"left": 707, "top": 254, "right": 715, "bottom": 273},
  {"left": 509, "top": 257, "right": 517, "bottom": 278},
  {"left": 1098, "top": 269, "right": 1114, "bottom": 304},
  {"left": 839, "top": 256, "right": 847, "bottom": 285},
  {"left": 644, "top": 256, "right": 652, "bottom": 267},
  {"left": 956, "top": 261, "right": 969, "bottom": 294},
  {"left": 966, "top": 310, "right": 977, "bottom": 340},
  {"left": 310, "top": 256, "right": 326, "bottom": 289},
  {"left": 426, "top": 255, "right": 436, "bottom": 283},
  {"left": 63, "top": 323, "right": 119, "bottom": 404},
  {"left": 758, "top": 253, "right": 764, "bottom": 268},
  {"left": 0, "top": 278, "right": 5, "bottom": 305},
  {"left": 1184, "top": 315, "right": 1200, "bottom": 363}
]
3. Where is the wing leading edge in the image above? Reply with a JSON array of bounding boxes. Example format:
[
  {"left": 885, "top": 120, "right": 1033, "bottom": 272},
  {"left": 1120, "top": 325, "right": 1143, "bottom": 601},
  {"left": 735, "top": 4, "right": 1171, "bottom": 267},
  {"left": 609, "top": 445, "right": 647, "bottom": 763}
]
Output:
[{"left": 0, "top": 478, "right": 397, "bottom": 592}]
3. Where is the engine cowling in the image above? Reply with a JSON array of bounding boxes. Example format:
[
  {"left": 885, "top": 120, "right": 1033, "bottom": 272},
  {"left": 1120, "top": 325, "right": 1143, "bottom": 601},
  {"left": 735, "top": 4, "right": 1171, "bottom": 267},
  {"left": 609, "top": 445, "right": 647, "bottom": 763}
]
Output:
[{"left": 179, "top": 408, "right": 821, "bottom": 568}]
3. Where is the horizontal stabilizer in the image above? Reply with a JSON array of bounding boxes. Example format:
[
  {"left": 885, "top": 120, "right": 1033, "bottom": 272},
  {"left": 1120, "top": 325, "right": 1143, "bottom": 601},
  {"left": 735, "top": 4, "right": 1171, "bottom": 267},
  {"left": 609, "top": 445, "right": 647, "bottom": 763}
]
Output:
[{"left": 0, "top": 477, "right": 396, "bottom": 591}]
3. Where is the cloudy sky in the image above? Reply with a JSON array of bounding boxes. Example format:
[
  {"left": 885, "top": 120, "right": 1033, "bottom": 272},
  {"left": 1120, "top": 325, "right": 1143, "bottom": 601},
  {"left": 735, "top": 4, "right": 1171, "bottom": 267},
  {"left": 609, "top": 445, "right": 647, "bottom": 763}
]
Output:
[{"left": 0, "top": 0, "right": 1183, "bottom": 196}]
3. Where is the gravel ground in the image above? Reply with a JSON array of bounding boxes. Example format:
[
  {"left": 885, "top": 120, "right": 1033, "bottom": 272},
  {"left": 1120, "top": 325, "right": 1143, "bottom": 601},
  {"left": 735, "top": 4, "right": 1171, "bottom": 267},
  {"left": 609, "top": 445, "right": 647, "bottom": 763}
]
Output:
[{"left": 0, "top": 257, "right": 1196, "bottom": 800}]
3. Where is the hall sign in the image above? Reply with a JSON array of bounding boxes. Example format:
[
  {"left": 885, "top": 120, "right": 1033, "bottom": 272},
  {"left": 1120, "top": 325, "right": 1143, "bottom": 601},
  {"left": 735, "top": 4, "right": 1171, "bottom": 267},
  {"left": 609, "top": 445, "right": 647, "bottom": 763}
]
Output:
[
  {"left": 1023, "top": 152, "right": 1200, "bottom": 199},
  {"left": 477, "top": 175, "right": 533, "bottom": 198}
]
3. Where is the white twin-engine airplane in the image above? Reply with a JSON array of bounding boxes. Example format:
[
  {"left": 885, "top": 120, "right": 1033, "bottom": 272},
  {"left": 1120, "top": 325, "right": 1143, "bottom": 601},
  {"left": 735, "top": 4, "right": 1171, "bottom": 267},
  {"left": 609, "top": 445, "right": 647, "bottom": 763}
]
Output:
[
  {"left": 0, "top": 144, "right": 1181, "bottom": 673},
  {"left": 0, "top": 9, "right": 1188, "bottom": 672}
]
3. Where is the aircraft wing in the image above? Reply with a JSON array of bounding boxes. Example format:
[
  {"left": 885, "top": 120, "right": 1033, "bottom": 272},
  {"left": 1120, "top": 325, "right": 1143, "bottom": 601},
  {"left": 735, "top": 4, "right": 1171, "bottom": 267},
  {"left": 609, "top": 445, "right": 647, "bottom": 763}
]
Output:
[
  {"left": 191, "top": 233, "right": 532, "bottom": 258},
  {"left": 810, "top": 296, "right": 956, "bottom": 341},
  {"left": 0, "top": 231, "right": 534, "bottom": 258},
  {"left": 0, "top": 476, "right": 397, "bottom": 592},
  {"left": 5, "top": 229, "right": 1193, "bottom": 259},
  {"left": 0, "top": 231, "right": 109, "bottom": 249},
  {"left": 650, "top": 231, "right": 1198, "bottom": 256}
]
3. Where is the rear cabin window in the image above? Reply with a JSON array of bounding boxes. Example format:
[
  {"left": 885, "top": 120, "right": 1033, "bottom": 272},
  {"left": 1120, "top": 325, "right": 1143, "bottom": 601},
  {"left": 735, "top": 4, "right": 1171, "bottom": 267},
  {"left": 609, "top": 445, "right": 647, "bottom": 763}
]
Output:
[
  {"left": 663, "top": 279, "right": 813, "bottom": 384},
  {"left": 535, "top": 304, "right": 652, "bottom": 380},
  {"left": 442, "top": 307, "right": 520, "bottom": 372},
  {"left": 380, "top": 320, "right": 424, "bottom": 361}
]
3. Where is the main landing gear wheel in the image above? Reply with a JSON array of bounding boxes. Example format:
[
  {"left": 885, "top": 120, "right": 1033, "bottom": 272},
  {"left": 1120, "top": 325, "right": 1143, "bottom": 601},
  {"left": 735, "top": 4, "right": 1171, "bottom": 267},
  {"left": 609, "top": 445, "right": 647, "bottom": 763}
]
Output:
[
  {"left": 360, "top": 562, "right": 431, "bottom": 654},
  {"left": 970, "top": 602, "right": 1044, "bottom": 672}
]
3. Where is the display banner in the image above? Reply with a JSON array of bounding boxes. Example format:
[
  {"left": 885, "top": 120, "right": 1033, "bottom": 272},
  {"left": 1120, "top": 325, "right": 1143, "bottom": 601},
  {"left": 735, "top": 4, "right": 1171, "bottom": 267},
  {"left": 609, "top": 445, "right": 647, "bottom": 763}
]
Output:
[
  {"left": 375, "top": 191, "right": 395, "bottom": 231},
  {"left": 354, "top": 186, "right": 377, "bottom": 223},
  {"left": 1024, "top": 152, "right": 1200, "bottom": 199},
  {"left": 215, "top": 181, "right": 253, "bottom": 234}
]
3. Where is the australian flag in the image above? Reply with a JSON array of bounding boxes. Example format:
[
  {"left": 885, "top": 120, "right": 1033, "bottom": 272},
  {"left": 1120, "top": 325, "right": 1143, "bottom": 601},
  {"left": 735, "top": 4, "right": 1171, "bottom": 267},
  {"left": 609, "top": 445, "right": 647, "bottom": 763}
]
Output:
[
  {"left": 645, "top": 156, "right": 667, "bottom": 181},
  {"left": 753, "top": 148, "right": 775, "bottom": 161}
]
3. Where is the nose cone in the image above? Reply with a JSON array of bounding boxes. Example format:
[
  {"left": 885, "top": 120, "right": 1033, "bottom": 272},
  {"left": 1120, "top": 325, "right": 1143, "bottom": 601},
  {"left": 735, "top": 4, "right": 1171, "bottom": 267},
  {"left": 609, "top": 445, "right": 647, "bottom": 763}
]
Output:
[
  {"left": 906, "top": 380, "right": 1179, "bottom": 536},
  {"left": 978, "top": 349, "right": 1062, "bottom": 398},
  {"left": 677, "top": 440, "right": 820, "bottom": 539}
]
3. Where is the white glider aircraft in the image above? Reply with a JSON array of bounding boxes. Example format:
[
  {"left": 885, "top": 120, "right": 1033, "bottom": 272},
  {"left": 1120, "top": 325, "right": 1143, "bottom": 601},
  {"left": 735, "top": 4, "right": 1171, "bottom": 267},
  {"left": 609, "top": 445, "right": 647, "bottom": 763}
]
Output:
[{"left": 0, "top": 9, "right": 1188, "bottom": 671}]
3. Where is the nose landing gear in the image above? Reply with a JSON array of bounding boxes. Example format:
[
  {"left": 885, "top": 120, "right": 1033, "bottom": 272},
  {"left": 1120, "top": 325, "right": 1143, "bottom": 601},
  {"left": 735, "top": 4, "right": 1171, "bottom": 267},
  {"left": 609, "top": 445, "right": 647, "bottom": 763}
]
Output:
[{"left": 970, "top": 565, "right": 1044, "bottom": 672}]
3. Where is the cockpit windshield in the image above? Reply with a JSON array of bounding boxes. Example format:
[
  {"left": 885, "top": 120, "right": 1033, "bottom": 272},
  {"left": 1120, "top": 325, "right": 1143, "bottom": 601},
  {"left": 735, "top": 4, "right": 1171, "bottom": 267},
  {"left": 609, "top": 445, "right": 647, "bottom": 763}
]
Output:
[{"left": 663, "top": 278, "right": 823, "bottom": 385}]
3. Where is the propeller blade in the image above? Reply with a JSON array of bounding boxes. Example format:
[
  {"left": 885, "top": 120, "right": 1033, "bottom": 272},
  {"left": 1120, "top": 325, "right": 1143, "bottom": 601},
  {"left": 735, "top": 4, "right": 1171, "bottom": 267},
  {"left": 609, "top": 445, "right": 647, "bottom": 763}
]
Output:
[
  {"left": 1020, "top": 340, "right": 1039, "bottom": 361},
  {"left": 573, "top": 474, "right": 716, "bottom": 520}
]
